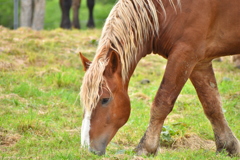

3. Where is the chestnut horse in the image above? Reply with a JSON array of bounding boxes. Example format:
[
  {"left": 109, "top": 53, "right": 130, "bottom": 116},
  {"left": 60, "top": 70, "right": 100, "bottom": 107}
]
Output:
[
  {"left": 59, "top": 0, "right": 95, "bottom": 29},
  {"left": 80, "top": 0, "right": 240, "bottom": 156}
]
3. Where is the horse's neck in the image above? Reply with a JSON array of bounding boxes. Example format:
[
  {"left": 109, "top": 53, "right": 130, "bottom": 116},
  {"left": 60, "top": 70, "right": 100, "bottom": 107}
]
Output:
[{"left": 125, "top": 41, "right": 154, "bottom": 84}]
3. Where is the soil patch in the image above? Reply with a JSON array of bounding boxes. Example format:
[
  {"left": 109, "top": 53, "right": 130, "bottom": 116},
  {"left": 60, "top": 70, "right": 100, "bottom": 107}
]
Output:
[
  {"left": 0, "top": 93, "right": 27, "bottom": 103},
  {"left": 172, "top": 134, "right": 215, "bottom": 151},
  {"left": 0, "top": 128, "right": 21, "bottom": 151}
]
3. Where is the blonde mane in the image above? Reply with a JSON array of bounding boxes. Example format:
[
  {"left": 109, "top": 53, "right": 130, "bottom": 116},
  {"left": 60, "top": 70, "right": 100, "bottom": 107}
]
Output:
[{"left": 80, "top": 0, "right": 181, "bottom": 113}]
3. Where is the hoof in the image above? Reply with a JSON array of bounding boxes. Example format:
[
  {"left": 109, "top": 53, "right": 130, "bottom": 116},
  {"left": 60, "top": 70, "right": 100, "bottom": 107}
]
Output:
[
  {"left": 134, "top": 144, "right": 159, "bottom": 156},
  {"left": 134, "top": 147, "right": 150, "bottom": 156},
  {"left": 87, "top": 22, "right": 95, "bottom": 29},
  {"left": 229, "top": 140, "right": 240, "bottom": 157},
  {"left": 217, "top": 139, "right": 240, "bottom": 157}
]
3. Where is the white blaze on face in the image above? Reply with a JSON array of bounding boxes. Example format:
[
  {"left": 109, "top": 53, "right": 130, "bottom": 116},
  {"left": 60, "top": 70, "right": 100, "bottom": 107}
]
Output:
[{"left": 81, "top": 111, "right": 91, "bottom": 148}]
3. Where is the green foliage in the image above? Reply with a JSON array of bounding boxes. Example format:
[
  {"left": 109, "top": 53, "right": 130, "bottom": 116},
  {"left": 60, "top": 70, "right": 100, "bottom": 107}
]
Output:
[
  {"left": 161, "top": 126, "right": 177, "bottom": 144},
  {"left": 0, "top": 1, "right": 14, "bottom": 29}
]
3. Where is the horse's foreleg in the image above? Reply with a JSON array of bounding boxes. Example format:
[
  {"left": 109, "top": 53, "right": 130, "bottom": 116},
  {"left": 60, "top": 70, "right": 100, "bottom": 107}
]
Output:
[
  {"left": 60, "top": 0, "right": 72, "bottom": 29},
  {"left": 72, "top": 0, "right": 80, "bottom": 29},
  {"left": 87, "top": 0, "right": 95, "bottom": 28},
  {"left": 190, "top": 61, "right": 240, "bottom": 156},
  {"left": 135, "top": 51, "right": 197, "bottom": 156}
]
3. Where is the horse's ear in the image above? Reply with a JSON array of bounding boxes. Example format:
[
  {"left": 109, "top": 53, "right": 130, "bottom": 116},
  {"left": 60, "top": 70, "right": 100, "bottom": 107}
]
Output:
[
  {"left": 105, "top": 50, "right": 120, "bottom": 76},
  {"left": 79, "top": 52, "right": 91, "bottom": 71}
]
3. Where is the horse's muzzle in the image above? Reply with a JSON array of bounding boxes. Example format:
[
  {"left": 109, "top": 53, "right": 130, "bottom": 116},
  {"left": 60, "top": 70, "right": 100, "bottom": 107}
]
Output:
[
  {"left": 89, "top": 138, "right": 107, "bottom": 156},
  {"left": 89, "top": 147, "right": 106, "bottom": 156}
]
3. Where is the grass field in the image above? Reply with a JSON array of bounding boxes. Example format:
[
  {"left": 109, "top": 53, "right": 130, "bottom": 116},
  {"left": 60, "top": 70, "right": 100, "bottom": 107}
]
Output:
[{"left": 0, "top": 26, "right": 239, "bottom": 159}]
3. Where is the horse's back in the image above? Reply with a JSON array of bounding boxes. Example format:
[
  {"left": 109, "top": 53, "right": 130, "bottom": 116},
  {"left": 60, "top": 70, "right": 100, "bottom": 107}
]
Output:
[
  {"left": 206, "top": 0, "right": 240, "bottom": 57},
  {"left": 156, "top": 0, "right": 240, "bottom": 59}
]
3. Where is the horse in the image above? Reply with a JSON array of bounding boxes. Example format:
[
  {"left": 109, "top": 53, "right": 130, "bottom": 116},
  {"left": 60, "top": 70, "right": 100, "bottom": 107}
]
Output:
[
  {"left": 59, "top": 0, "right": 95, "bottom": 29},
  {"left": 79, "top": 0, "right": 240, "bottom": 156}
]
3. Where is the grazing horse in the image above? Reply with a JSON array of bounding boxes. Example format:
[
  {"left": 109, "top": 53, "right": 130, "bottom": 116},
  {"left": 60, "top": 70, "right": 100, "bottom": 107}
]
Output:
[
  {"left": 80, "top": 0, "right": 240, "bottom": 156},
  {"left": 59, "top": 0, "right": 95, "bottom": 29}
]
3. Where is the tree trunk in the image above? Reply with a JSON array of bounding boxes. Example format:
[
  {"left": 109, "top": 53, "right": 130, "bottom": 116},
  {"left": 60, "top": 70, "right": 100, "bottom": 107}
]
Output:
[
  {"left": 32, "top": 0, "right": 45, "bottom": 30},
  {"left": 20, "top": 0, "right": 33, "bottom": 27},
  {"left": 20, "top": 0, "right": 45, "bottom": 30}
]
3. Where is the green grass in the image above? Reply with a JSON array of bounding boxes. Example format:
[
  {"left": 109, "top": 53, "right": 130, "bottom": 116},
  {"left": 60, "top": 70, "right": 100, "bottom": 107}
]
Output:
[{"left": 0, "top": 27, "right": 239, "bottom": 159}]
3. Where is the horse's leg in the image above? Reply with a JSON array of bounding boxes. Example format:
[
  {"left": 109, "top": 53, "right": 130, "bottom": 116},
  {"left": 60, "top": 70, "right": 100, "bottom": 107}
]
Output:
[
  {"left": 86, "top": 0, "right": 95, "bottom": 28},
  {"left": 190, "top": 61, "right": 240, "bottom": 156},
  {"left": 72, "top": 0, "right": 80, "bottom": 29},
  {"left": 135, "top": 48, "right": 198, "bottom": 155},
  {"left": 59, "top": 0, "right": 72, "bottom": 29}
]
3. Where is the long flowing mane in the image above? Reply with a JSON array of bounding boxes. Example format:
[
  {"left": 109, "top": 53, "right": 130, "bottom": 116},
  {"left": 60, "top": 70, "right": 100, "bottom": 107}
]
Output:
[{"left": 80, "top": 0, "right": 181, "bottom": 113}]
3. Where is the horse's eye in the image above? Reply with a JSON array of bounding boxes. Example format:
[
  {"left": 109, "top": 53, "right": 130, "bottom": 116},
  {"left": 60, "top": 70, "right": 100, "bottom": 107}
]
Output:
[{"left": 101, "top": 98, "right": 110, "bottom": 105}]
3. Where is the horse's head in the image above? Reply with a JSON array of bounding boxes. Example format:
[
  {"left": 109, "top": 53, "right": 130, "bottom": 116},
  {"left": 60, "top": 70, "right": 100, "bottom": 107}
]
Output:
[{"left": 80, "top": 51, "right": 131, "bottom": 155}]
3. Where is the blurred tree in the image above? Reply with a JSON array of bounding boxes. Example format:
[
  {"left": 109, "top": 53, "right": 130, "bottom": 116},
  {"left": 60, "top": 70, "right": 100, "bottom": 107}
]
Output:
[
  {"left": 0, "top": 1, "right": 14, "bottom": 29},
  {"left": 20, "top": 0, "right": 46, "bottom": 30}
]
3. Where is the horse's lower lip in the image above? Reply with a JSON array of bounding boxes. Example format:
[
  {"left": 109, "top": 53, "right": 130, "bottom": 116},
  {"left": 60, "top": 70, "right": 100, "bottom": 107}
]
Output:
[
  {"left": 89, "top": 135, "right": 108, "bottom": 155},
  {"left": 89, "top": 147, "right": 105, "bottom": 155}
]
